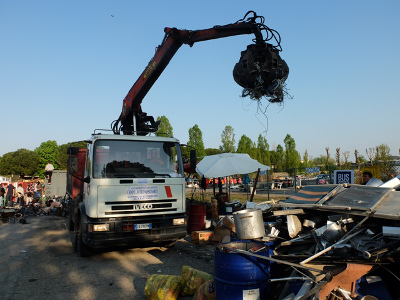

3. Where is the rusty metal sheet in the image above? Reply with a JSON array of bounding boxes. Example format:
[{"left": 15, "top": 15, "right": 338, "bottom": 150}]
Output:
[{"left": 319, "top": 263, "right": 373, "bottom": 299}]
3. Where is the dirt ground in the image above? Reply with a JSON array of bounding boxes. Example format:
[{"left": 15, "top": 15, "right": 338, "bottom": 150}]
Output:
[{"left": 0, "top": 214, "right": 215, "bottom": 300}]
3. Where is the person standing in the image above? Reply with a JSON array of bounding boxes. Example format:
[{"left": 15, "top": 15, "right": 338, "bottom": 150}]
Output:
[
  {"left": 6, "top": 183, "right": 16, "bottom": 207},
  {"left": 34, "top": 181, "right": 42, "bottom": 199},
  {"left": 0, "top": 184, "right": 6, "bottom": 207},
  {"left": 16, "top": 183, "right": 25, "bottom": 207},
  {"left": 45, "top": 161, "right": 55, "bottom": 184},
  {"left": 26, "top": 182, "right": 34, "bottom": 205}
]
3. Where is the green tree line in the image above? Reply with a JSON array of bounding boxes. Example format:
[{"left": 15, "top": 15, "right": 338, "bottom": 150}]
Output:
[
  {"left": 1, "top": 115, "right": 396, "bottom": 180},
  {"left": 156, "top": 116, "right": 396, "bottom": 179},
  {"left": 0, "top": 141, "right": 86, "bottom": 181}
]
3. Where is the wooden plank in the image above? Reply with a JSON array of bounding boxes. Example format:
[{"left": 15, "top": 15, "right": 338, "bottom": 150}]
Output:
[{"left": 273, "top": 208, "right": 305, "bottom": 216}]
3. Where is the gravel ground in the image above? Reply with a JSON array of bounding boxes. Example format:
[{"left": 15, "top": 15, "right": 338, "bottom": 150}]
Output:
[{"left": 0, "top": 214, "right": 215, "bottom": 300}]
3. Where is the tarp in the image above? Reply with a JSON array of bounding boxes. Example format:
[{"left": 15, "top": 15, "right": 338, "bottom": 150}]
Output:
[{"left": 195, "top": 153, "right": 270, "bottom": 178}]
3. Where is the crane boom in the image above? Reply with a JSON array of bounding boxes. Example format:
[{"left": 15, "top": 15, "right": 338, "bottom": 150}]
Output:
[{"left": 112, "top": 11, "right": 289, "bottom": 135}]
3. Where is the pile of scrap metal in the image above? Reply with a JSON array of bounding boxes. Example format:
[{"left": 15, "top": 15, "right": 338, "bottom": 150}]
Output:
[{"left": 250, "top": 181, "right": 400, "bottom": 299}]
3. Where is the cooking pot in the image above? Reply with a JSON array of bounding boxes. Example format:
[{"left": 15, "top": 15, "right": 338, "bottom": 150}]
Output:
[{"left": 233, "top": 209, "right": 265, "bottom": 239}]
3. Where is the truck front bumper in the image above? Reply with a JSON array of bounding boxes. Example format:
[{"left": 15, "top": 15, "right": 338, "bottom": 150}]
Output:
[{"left": 82, "top": 214, "right": 187, "bottom": 249}]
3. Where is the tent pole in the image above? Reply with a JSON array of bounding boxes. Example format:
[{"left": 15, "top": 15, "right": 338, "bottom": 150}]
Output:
[{"left": 250, "top": 168, "right": 260, "bottom": 202}]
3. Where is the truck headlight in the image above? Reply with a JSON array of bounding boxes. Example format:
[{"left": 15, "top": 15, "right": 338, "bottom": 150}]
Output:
[
  {"left": 173, "top": 218, "right": 185, "bottom": 226},
  {"left": 89, "top": 224, "right": 110, "bottom": 232}
]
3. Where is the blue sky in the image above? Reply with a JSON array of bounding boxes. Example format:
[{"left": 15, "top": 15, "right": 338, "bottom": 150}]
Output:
[{"left": 1, "top": 1, "right": 399, "bottom": 161}]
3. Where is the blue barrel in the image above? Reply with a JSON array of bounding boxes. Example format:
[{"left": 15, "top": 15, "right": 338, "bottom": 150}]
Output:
[{"left": 215, "top": 242, "right": 270, "bottom": 300}]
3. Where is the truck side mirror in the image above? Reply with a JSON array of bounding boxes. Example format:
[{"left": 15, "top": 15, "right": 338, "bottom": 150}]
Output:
[
  {"left": 68, "top": 156, "right": 79, "bottom": 175},
  {"left": 67, "top": 147, "right": 80, "bottom": 155},
  {"left": 190, "top": 150, "right": 197, "bottom": 171}
]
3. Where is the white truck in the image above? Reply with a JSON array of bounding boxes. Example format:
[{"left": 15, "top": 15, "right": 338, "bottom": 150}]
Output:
[
  {"left": 66, "top": 11, "right": 289, "bottom": 256},
  {"left": 67, "top": 134, "right": 187, "bottom": 256}
]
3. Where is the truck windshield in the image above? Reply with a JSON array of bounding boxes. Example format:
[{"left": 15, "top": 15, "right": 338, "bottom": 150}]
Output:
[{"left": 92, "top": 140, "right": 184, "bottom": 179}]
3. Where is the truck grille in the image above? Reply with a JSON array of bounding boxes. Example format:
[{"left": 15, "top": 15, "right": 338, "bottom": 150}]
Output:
[{"left": 104, "top": 199, "right": 178, "bottom": 215}]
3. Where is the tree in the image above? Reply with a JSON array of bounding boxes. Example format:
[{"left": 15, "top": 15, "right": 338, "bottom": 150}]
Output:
[
  {"left": 156, "top": 115, "right": 173, "bottom": 137},
  {"left": 357, "top": 155, "right": 368, "bottom": 164},
  {"left": 303, "top": 150, "right": 309, "bottom": 167},
  {"left": 325, "top": 147, "right": 330, "bottom": 165},
  {"left": 219, "top": 125, "right": 235, "bottom": 153},
  {"left": 366, "top": 148, "right": 376, "bottom": 166},
  {"left": 57, "top": 141, "right": 87, "bottom": 170},
  {"left": 35, "top": 140, "right": 59, "bottom": 178},
  {"left": 313, "top": 155, "right": 328, "bottom": 166},
  {"left": 270, "top": 144, "right": 284, "bottom": 171},
  {"left": 343, "top": 151, "right": 350, "bottom": 166},
  {"left": 336, "top": 148, "right": 341, "bottom": 166},
  {"left": 257, "top": 134, "right": 270, "bottom": 166},
  {"left": 284, "top": 134, "right": 300, "bottom": 170},
  {"left": 237, "top": 135, "right": 254, "bottom": 157},
  {"left": 0, "top": 149, "right": 40, "bottom": 179},
  {"left": 188, "top": 124, "right": 206, "bottom": 159},
  {"left": 300, "top": 149, "right": 313, "bottom": 170},
  {"left": 376, "top": 144, "right": 395, "bottom": 181},
  {"left": 354, "top": 149, "right": 359, "bottom": 165},
  {"left": 205, "top": 148, "right": 221, "bottom": 156}
]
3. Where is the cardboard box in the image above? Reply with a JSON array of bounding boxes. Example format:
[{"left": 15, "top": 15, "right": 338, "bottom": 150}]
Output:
[
  {"left": 214, "top": 227, "right": 231, "bottom": 238},
  {"left": 222, "top": 216, "right": 236, "bottom": 233},
  {"left": 191, "top": 230, "right": 214, "bottom": 245},
  {"left": 212, "top": 234, "right": 231, "bottom": 243}
]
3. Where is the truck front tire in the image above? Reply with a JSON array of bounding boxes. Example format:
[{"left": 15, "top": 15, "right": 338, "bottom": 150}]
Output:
[{"left": 78, "top": 221, "right": 92, "bottom": 257}]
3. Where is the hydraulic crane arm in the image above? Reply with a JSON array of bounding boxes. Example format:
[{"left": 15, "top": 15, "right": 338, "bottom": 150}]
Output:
[{"left": 112, "top": 11, "right": 288, "bottom": 135}]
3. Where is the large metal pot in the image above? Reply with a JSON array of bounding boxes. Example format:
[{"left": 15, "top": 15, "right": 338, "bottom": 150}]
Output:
[{"left": 233, "top": 209, "right": 265, "bottom": 239}]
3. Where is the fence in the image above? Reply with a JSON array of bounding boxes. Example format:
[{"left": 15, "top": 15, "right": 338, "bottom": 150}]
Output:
[{"left": 259, "top": 161, "right": 399, "bottom": 188}]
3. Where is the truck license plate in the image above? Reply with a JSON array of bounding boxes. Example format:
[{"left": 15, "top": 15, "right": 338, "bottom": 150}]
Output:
[{"left": 134, "top": 223, "right": 152, "bottom": 230}]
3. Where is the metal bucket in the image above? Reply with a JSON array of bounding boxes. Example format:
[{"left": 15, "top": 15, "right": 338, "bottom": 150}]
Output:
[
  {"left": 188, "top": 204, "right": 206, "bottom": 233},
  {"left": 215, "top": 241, "right": 270, "bottom": 300},
  {"left": 233, "top": 209, "right": 265, "bottom": 239}
]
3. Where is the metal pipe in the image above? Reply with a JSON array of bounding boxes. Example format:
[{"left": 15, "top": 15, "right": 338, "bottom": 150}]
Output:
[
  {"left": 221, "top": 247, "right": 328, "bottom": 274},
  {"left": 300, "top": 228, "right": 365, "bottom": 265},
  {"left": 267, "top": 170, "right": 270, "bottom": 201},
  {"left": 132, "top": 114, "right": 137, "bottom": 136},
  {"left": 300, "top": 211, "right": 375, "bottom": 265},
  {"left": 269, "top": 277, "right": 310, "bottom": 282}
]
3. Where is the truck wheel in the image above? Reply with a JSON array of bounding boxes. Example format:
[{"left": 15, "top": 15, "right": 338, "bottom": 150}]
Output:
[
  {"left": 78, "top": 223, "right": 92, "bottom": 257},
  {"left": 68, "top": 200, "right": 74, "bottom": 231},
  {"left": 68, "top": 214, "right": 74, "bottom": 231}
]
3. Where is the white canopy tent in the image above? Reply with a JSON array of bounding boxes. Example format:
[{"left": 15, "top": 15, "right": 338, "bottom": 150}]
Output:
[{"left": 196, "top": 153, "right": 270, "bottom": 178}]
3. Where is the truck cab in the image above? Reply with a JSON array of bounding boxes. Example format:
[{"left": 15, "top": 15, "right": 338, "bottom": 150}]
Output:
[{"left": 67, "top": 132, "right": 187, "bottom": 256}]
